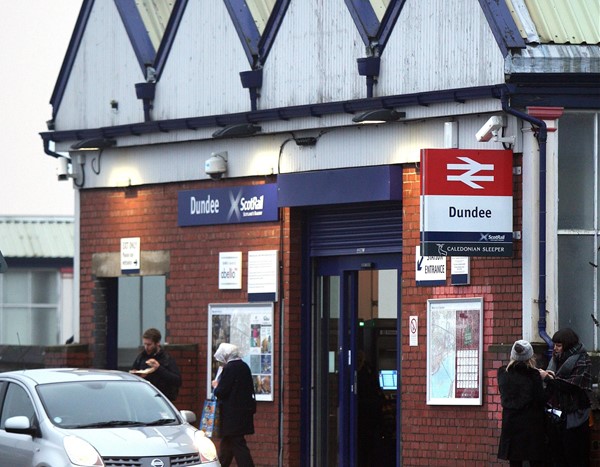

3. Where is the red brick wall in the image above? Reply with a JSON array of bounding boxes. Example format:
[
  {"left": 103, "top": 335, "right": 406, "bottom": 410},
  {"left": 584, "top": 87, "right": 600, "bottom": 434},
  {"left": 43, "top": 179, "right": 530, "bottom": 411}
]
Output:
[
  {"left": 79, "top": 178, "right": 300, "bottom": 467},
  {"left": 400, "top": 162, "right": 523, "bottom": 465}
]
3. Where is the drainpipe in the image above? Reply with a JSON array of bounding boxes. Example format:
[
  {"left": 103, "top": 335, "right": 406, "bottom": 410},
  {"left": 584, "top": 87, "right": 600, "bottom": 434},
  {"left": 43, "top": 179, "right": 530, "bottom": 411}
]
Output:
[
  {"left": 501, "top": 90, "right": 553, "bottom": 359},
  {"left": 43, "top": 138, "right": 63, "bottom": 159}
]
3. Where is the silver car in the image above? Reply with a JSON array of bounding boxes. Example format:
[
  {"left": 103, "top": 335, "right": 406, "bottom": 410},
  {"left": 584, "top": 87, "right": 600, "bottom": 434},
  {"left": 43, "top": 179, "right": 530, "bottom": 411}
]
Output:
[{"left": 0, "top": 368, "right": 220, "bottom": 467}]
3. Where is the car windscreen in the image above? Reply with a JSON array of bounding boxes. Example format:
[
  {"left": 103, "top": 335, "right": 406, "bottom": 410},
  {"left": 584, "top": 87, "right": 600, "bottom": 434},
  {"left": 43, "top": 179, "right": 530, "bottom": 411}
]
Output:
[{"left": 37, "top": 380, "right": 180, "bottom": 429}]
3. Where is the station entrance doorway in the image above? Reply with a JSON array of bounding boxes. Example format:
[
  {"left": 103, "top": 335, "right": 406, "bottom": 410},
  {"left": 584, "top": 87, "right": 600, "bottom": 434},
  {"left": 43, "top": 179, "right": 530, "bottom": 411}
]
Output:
[{"left": 310, "top": 253, "right": 400, "bottom": 466}]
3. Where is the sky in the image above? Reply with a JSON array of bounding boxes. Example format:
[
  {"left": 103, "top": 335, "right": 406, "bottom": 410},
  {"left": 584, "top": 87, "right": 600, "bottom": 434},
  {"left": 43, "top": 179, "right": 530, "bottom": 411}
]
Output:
[{"left": 0, "top": 1, "right": 81, "bottom": 216}]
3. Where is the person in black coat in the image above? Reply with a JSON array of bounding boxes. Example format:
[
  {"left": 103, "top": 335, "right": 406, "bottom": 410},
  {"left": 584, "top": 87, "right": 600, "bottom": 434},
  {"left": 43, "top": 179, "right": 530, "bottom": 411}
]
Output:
[
  {"left": 212, "top": 343, "right": 256, "bottom": 467},
  {"left": 497, "top": 339, "right": 547, "bottom": 467},
  {"left": 130, "top": 327, "right": 181, "bottom": 402}
]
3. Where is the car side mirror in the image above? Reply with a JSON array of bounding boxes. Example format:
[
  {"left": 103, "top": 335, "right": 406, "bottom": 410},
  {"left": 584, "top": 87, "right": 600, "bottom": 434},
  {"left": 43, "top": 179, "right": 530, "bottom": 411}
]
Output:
[
  {"left": 180, "top": 410, "right": 196, "bottom": 424},
  {"left": 5, "top": 416, "right": 37, "bottom": 437}
]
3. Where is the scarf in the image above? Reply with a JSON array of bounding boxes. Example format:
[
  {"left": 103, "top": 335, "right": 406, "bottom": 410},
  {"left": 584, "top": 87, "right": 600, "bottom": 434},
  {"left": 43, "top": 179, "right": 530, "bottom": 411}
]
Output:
[{"left": 547, "top": 342, "right": 592, "bottom": 391}]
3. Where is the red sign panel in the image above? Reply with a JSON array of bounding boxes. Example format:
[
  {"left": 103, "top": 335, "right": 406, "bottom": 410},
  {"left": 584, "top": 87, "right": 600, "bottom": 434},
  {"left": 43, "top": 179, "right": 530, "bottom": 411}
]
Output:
[{"left": 421, "top": 149, "right": 513, "bottom": 196}]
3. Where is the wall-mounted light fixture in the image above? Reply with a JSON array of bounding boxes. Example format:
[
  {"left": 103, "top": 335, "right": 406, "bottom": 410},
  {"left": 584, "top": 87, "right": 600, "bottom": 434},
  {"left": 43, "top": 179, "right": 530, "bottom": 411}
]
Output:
[
  {"left": 68, "top": 138, "right": 116, "bottom": 187},
  {"left": 352, "top": 109, "right": 405, "bottom": 124},
  {"left": 70, "top": 138, "right": 116, "bottom": 151},
  {"left": 212, "top": 123, "right": 261, "bottom": 139}
]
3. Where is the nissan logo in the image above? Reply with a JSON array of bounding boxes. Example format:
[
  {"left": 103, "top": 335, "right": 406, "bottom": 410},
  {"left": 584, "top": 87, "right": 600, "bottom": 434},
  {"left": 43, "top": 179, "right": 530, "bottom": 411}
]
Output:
[{"left": 150, "top": 459, "right": 165, "bottom": 467}]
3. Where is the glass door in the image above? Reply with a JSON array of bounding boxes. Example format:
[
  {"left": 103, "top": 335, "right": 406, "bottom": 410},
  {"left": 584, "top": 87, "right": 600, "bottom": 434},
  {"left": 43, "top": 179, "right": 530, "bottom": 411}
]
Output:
[{"left": 312, "top": 254, "right": 400, "bottom": 467}]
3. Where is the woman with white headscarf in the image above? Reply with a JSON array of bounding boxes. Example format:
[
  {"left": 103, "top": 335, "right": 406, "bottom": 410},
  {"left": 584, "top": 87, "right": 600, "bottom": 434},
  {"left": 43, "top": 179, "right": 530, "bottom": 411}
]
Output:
[{"left": 211, "top": 343, "right": 256, "bottom": 467}]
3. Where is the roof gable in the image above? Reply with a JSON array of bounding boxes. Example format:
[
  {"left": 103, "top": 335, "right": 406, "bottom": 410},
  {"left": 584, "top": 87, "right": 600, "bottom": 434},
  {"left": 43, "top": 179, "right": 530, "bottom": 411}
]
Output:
[
  {"left": 345, "top": 0, "right": 406, "bottom": 55},
  {"left": 51, "top": 0, "right": 188, "bottom": 117},
  {"left": 223, "top": 0, "right": 290, "bottom": 68}
]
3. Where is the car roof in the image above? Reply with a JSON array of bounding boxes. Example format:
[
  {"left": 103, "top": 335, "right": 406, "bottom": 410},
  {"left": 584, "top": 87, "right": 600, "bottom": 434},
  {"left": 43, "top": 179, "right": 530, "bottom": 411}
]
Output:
[{"left": 0, "top": 368, "right": 140, "bottom": 385}]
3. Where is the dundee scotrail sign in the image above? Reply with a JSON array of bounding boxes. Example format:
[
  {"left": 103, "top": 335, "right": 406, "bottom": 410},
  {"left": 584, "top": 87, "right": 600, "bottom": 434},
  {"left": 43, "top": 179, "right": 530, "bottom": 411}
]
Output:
[{"left": 420, "top": 149, "right": 513, "bottom": 257}]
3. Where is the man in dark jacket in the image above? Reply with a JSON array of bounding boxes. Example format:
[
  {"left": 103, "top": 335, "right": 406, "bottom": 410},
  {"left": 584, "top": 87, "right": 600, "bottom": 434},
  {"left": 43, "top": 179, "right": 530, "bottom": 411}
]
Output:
[
  {"left": 212, "top": 342, "right": 256, "bottom": 467},
  {"left": 130, "top": 327, "right": 182, "bottom": 402}
]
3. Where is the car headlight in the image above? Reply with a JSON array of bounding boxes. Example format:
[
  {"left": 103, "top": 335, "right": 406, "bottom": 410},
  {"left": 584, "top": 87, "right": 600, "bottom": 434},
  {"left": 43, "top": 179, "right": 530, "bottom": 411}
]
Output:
[
  {"left": 64, "top": 436, "right": 104, "bottom": 466},
  {"left": 194, "top": 430, "right": 218, "bottom": 462}
]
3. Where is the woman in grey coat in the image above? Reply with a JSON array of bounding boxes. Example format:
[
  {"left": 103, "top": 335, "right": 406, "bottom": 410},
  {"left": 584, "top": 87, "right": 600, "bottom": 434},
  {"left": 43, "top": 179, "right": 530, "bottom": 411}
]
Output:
[
  {"left": 497, "top": 340, "right": 547, "bottom": 467},
  {"left": 212, "top": 343, "right": 257, "bottom": 467}
]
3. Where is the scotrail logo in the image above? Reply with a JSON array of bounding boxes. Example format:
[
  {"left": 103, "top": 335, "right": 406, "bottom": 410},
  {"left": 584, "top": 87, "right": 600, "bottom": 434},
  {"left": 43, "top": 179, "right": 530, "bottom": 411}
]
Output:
[{"left": 479, "top": 233, "right": 506, "bottom": 242}]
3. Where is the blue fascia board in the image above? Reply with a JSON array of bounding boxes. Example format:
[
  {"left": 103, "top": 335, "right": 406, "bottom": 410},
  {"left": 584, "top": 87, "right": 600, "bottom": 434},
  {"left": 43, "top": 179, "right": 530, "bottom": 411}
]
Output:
[
  {"left": 40, "top": 82, "right": 600, "bottom": 145},
  {"left": 277, "top": 165, "right": 403, "bottom": 207},
  {"left": 41, "top": 84, "right": 504, "bottom": 143},
  {"left": 115, "top": 0, "right": 156, "bottom": 72},
  {"left": 50, "top": 0, "right": 95, "bottom": 118},
  {"left": 478, "top": 0, "right": 526, "bottom": 57}
]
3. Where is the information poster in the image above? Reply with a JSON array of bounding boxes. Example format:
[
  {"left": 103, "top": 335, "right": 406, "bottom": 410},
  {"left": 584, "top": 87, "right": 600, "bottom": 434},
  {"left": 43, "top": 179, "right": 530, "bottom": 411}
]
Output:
[
  {"left": 426, "top": 297, "right": 482, "bottom": 405},
  {"left": 208, "top": 302, "right": 274, "bottom": 401}
]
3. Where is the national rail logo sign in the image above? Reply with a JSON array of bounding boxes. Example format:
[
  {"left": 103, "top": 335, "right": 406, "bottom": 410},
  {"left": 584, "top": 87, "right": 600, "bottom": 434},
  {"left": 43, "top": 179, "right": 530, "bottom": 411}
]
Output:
[{"left": 420, "top": 149, "right": 513, "bottom": 257}]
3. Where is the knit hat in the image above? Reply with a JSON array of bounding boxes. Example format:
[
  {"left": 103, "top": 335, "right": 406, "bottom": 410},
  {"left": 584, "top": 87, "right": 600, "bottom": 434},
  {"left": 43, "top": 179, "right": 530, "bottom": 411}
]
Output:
[{"left": 511, "top": 339, "right": 533, "bottom": 361}]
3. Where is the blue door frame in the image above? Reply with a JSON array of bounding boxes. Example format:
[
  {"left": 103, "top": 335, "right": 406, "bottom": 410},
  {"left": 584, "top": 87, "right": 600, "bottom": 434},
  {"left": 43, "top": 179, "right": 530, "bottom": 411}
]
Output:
[{"left": 302, "top": 253, "right": 401, "bottom": 466}]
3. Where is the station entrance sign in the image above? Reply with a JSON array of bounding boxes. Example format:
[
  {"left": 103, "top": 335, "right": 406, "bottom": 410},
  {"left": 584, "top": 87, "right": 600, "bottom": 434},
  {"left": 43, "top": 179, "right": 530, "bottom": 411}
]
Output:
[{"left": 420, "top": 149, "right": 513, "bottom": 257}]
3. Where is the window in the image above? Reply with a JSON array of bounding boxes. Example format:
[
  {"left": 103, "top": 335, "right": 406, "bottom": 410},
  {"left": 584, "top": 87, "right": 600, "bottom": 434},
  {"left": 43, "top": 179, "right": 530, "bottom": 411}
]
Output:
[
  {"left": 0, "top": 270, "right": 60, "bottom": 345},
  {"left": 117, "top": 276, "right": 166, "bottom": 369},
  {"left": 0, "top": 384, "right": 35, "bottom": 429},
  {"left": 557, "top": 112, "right": 600, "bottom": 349}
]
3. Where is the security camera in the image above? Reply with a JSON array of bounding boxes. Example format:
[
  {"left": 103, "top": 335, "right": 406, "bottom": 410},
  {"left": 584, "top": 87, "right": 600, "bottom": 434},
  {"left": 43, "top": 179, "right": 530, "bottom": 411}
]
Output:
[
  {"left": 205, "top": 151, "right": 228, "bottom": 179},
  {"left": 476, "top": 116, "right": 506, "bottom": 142},
  {"left": 57, "top": 157, "right": 70, "bottom": 181}
]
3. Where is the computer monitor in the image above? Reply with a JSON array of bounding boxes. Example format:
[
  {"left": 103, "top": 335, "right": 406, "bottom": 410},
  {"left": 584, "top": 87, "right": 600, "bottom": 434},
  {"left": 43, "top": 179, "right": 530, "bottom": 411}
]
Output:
[{"left": 379, "top": 369, "right": 397, "bottom": 391}]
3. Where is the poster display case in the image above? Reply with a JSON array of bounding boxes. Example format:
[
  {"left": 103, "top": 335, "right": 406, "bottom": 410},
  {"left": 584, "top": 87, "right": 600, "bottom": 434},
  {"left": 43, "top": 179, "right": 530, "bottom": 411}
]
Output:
[
  {"left": 426, "top": 297, "right": 483, "bottom": 405},
  {"left": 208, "top": 302, "right": 274, "bottom": 401}
]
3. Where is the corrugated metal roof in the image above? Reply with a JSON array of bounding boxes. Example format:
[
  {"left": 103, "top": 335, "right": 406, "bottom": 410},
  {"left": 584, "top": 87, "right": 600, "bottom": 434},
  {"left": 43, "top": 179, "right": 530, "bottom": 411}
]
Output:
[
  {"left": 506, "top": 0, "right": 600, "bottom": 45},
  {"left": 0, "top": 217, "right": 74, "bottom": 259}
]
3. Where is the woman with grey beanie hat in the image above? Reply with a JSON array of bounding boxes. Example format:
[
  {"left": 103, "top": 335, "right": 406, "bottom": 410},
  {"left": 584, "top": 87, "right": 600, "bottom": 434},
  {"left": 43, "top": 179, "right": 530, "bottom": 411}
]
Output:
[{"left": 497, "top": 340, "right": 547, "bottom": 466}]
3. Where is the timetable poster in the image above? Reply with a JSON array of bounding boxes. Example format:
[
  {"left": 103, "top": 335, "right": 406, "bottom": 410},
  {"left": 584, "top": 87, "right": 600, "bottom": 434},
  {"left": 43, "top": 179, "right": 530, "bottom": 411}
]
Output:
[{"left": 426, "top": 297, "right": 483, "bottom": 405}]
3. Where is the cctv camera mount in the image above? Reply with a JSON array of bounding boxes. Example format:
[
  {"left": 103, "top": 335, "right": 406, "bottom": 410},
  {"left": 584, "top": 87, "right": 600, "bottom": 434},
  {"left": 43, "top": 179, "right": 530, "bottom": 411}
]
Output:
[
  {"left": 205, "top": 151, "right": 228, "bottom": 179},
  {"left": 476, "top": 116, "right": 515, "bottom": 146}
]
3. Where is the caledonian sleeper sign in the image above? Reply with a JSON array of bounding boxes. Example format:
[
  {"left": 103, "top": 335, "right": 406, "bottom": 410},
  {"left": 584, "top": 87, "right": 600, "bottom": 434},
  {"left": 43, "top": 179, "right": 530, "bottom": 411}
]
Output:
[{"left": 420, "top": 149, "right": 513, "bottom": 257}]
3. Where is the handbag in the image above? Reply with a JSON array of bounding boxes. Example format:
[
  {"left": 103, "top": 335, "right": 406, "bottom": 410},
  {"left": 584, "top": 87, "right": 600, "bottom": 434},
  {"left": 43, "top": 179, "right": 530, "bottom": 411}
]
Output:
[{"left": 199, "top": 394, "right": 220, "bottom": 438}]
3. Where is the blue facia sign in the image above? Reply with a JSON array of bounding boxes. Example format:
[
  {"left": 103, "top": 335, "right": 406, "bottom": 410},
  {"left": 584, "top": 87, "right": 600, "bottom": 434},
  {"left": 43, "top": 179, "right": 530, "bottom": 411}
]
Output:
[{"left": 178, "top": 184, "right": 279, "bottom": 226}]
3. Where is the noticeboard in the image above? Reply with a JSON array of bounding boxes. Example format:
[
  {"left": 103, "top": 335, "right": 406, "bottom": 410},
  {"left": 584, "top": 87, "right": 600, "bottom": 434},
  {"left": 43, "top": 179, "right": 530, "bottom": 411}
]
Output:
[
  {"left": 208, "top": 302, "right": 274, "bottom": 401},
  {"left": 426, "top": 297, "right": 483, "bottom": 405}
]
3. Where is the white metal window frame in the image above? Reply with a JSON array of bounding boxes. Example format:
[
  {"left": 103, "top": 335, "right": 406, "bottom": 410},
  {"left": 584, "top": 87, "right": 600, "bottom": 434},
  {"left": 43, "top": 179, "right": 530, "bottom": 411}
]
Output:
[{"left": 0, "top": 269, "right": 61, "bottom": 346}]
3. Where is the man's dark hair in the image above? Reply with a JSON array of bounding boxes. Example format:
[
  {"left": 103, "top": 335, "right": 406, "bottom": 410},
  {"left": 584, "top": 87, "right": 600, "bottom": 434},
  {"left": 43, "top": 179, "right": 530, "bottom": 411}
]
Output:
[
  {"left": 552, "top": 327, "right": 579, "bottom": 352},
  {"left": 143, "top": 328, "right": 162, "bottom": 344}
]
